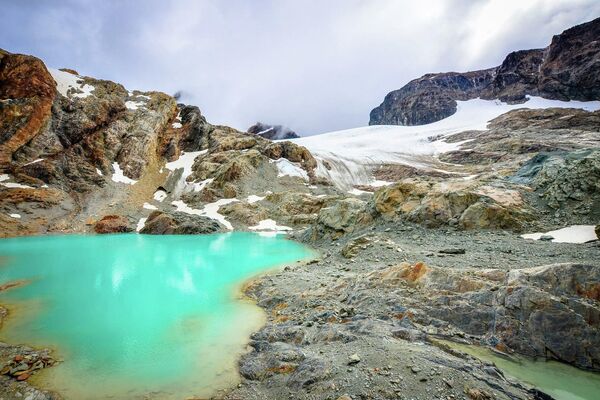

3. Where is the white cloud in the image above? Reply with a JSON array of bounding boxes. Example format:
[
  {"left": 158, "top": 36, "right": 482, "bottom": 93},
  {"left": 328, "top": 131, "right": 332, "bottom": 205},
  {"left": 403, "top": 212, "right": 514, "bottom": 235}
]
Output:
[{"left": 2, "top": 0, "right": 598, "bottom": 135}]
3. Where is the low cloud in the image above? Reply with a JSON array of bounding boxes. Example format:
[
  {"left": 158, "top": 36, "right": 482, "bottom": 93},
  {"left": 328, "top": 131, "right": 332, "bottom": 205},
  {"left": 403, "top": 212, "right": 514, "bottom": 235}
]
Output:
[{"left": 1, "top": 0, "right": 598, "bottom": 135}]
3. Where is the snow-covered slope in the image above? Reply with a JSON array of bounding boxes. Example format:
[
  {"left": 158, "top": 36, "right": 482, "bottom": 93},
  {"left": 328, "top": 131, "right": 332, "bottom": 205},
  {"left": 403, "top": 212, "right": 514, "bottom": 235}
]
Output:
[{"left": 292, "top": 97, "right": 600, "bottom": 189}]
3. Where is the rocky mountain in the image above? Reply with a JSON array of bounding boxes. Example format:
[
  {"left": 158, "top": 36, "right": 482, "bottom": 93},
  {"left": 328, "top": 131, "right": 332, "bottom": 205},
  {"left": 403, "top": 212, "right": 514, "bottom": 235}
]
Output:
[
  {"left": 370, "top": 17, "right": 600, "bottom": 126},
  {"left": 247, "top": 122, "right": 300, "bottom": 140},
  {"left": 0, "top": 48, "right": 322, "bottom": 238},
  {"left": 1, "top": 17, "right": 600, "bottom": 400}
]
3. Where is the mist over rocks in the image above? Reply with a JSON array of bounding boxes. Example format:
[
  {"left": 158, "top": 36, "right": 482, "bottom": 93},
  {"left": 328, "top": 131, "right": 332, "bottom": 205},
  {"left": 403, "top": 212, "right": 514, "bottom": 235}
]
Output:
[
  {"left": 370, "top": 17, "right": 600, "bottom": 126},
  {"left": 247, "top": 122, "right": 300, "bottom": 140}
]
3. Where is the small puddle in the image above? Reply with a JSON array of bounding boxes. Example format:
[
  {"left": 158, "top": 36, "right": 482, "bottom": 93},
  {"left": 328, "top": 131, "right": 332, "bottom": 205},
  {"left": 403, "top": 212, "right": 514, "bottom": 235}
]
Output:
[{"left": 438, "top": 340, "right": 600, "bottom": 400}]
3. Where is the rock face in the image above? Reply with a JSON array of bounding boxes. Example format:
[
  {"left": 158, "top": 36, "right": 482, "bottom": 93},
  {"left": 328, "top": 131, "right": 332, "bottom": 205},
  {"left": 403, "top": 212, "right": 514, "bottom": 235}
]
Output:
[
  {"left": 510, "top": 148, "right": 600, "bottom": 224},
  {"left": 247, "top": 122, "right": 300, "bottom": 140},
  {"left": 140, "top": 210, "right": 224, "bottom": 234},
  {"left": 363, "top": 261, "right": 600, "bottom": 370},
  {"left": 370, "top": 17, "right": 600, "bottom": 125}
]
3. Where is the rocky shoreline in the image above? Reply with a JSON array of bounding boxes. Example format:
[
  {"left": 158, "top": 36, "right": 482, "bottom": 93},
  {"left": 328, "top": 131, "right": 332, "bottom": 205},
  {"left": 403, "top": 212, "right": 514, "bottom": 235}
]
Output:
[{"left": 215, "top": 223, "right": 599, "bottom": 400}]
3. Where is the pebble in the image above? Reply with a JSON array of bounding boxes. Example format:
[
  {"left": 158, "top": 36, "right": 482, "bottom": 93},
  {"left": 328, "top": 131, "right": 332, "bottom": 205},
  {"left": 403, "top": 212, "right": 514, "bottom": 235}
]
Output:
[{"left": 348, "top": 353, "right": 361, "bottom": 365}]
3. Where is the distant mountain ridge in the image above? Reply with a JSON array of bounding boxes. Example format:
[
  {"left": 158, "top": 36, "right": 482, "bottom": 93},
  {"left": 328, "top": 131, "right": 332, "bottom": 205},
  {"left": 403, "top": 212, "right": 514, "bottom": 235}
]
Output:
[{"left": 369, "top": 17, "right": 600, "bottom": 126}]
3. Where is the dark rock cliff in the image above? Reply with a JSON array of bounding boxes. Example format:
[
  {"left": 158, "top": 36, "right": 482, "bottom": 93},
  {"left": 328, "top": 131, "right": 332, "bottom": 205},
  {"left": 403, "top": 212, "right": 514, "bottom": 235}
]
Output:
[{"left": 370, "top": 17, "right": 600, "bottom": 126}]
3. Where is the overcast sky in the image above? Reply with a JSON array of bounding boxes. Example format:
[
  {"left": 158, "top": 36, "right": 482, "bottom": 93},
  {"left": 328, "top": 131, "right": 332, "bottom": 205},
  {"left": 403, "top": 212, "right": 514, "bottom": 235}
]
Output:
[{"left": 1, "top": 0, "right": 598, "bottom": 135}]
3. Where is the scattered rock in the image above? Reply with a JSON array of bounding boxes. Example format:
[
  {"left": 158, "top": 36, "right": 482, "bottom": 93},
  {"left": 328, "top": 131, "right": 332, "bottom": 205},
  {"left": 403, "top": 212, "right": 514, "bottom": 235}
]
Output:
[
  {"left": 347, "top": 353, "right": 361, "bottom": 365},
  {"left": 439, "top": 248, "right": 466, "bottom": 255}
]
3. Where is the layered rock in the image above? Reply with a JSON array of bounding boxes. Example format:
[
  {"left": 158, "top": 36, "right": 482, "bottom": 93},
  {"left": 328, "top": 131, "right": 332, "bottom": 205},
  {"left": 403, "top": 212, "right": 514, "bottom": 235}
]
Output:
[
  {"left": 360, "top": 261, "right": 600, "bottom": 370},
  {"left": 370, "top": 17, "right": 600, "bottom": 125}
]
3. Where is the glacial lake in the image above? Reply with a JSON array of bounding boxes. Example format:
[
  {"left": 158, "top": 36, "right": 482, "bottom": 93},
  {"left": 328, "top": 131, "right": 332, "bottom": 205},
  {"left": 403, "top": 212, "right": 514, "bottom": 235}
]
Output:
[{"left": 0, "top": 233, "right": 313, "bottom": 399}]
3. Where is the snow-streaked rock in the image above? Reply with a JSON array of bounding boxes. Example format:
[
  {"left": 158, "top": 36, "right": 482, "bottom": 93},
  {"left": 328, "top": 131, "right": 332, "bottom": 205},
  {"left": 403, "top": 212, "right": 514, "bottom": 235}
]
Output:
[{"left": 49, "top": 68, "right": 95, "bottom": 99}]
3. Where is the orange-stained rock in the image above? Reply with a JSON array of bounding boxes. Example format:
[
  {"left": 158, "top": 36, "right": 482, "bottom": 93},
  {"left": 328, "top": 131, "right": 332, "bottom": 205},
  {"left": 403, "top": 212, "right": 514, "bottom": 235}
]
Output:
[
  {"left": 93, "top": 215, "right": 133, "bottom": 234},
  {"left": 16, "top": 372, "right": 31, "bottom": 381},
  {"left": 0, "top": 51, "right": 56, "bottom": 166}
]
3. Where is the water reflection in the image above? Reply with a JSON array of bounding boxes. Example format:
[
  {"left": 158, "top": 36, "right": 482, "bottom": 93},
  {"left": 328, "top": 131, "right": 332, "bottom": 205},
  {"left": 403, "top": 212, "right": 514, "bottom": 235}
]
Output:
[{"left": 0, "top": 233, "right": 312, "bottom": 399}]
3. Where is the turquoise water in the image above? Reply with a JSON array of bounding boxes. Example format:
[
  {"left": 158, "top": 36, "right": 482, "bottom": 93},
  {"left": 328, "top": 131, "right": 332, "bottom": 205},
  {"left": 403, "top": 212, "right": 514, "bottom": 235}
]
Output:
[
  {"left": 0, "top": 233, "right": 313, "bottom": 399},
  {"left": 440, "top": 340, "right": 600, "bottom": 400}
]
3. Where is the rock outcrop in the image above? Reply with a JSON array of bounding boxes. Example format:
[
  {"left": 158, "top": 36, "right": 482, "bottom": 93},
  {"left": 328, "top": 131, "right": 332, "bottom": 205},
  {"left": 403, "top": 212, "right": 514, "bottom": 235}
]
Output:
[
  {"left": 371, "top": 179, "right": 532, "bottom": 230},
  {"left": 361, "top": 261, "right": 600, "bottom": 370},
  {"left": 140, "top": 210, "right": 224, "bottom": 234},
  {"left": 370, "top": 17, "right": 600, "bottom": 125}
]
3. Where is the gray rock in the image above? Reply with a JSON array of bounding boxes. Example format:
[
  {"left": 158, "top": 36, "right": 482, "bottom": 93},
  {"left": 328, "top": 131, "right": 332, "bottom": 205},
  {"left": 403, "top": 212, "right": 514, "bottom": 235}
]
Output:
[{"left": 139, "top": 210, "right": 224, "bottom": 234}]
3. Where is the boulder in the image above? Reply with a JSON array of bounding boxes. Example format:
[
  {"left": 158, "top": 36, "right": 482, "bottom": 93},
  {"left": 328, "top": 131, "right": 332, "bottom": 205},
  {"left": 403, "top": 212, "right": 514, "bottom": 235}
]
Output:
[
  {"left": 139, "top": 210, "right": 224, "bottom": 234},
  {"left": 311, "top": 198, "right": 373, "bottom": 239},
  {"left": 93, "top": 215, "right": 133, "bottom": 234}
]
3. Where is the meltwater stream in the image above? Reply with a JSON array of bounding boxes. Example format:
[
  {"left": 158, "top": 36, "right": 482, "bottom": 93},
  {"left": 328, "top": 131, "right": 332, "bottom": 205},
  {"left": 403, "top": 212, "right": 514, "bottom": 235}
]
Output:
[{"left": 0, "top": 233, "right": 313, "bottom": 399}]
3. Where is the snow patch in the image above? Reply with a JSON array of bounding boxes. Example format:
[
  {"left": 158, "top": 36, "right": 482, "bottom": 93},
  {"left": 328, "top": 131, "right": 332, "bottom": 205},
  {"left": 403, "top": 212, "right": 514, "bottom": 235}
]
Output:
[
  {"left": 293, "top": 97, "right": 600, "bottom": 189},
  {"left": 125, "top": 100, "right": 145, "bottom": 110},
  {"left": 371, "top": 180, "right": 393, "bottom": 187},
  {"left": 9, "top": 213, "right": 21, "bottom": 219},
  {"left": 521, "top": 225, "right": 597, "bottom": 244},
  {"left": 165, "top": 150, "right": 208, "bottom": 194},
  {"left": 171, "top": 198, "right": 238, "bottom": 230},
  {"left": 136, "top": 217, "right": 147, "bottom": 232},
  {"left": 49, "top": 68, "right": 95, "bottom": 99},
  {"left": 0, "top": 174, "right": 34, "bottom": 189},
  {"left": 143, "top": 203, "right": 158, "bottom": 210},
  {"left": 348, "top": 188, "right": 371, "bottom": 196},
  {"left": 96, "top": 168, "right": 103, "bottom": 176},
  {"left": 247, "top": 195, "right": 265, "bottom": 203},
  {"left": 249, "top": 219, "right": 292, "bottom": 233},
  {"left": 172, "top": 122, "right": 183, "bottom": 129},
  {"left": 274, "top": 158, "right": 308, "bottom": 180},
  {"left": 111, "top": 162, "right": 137, "bottom": 185},
  {"left": 192, "top": 178, "right": 213, "bottom": 192},
  {"left": 153, "top": 190, "right": 167, "bottom": 202}
]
